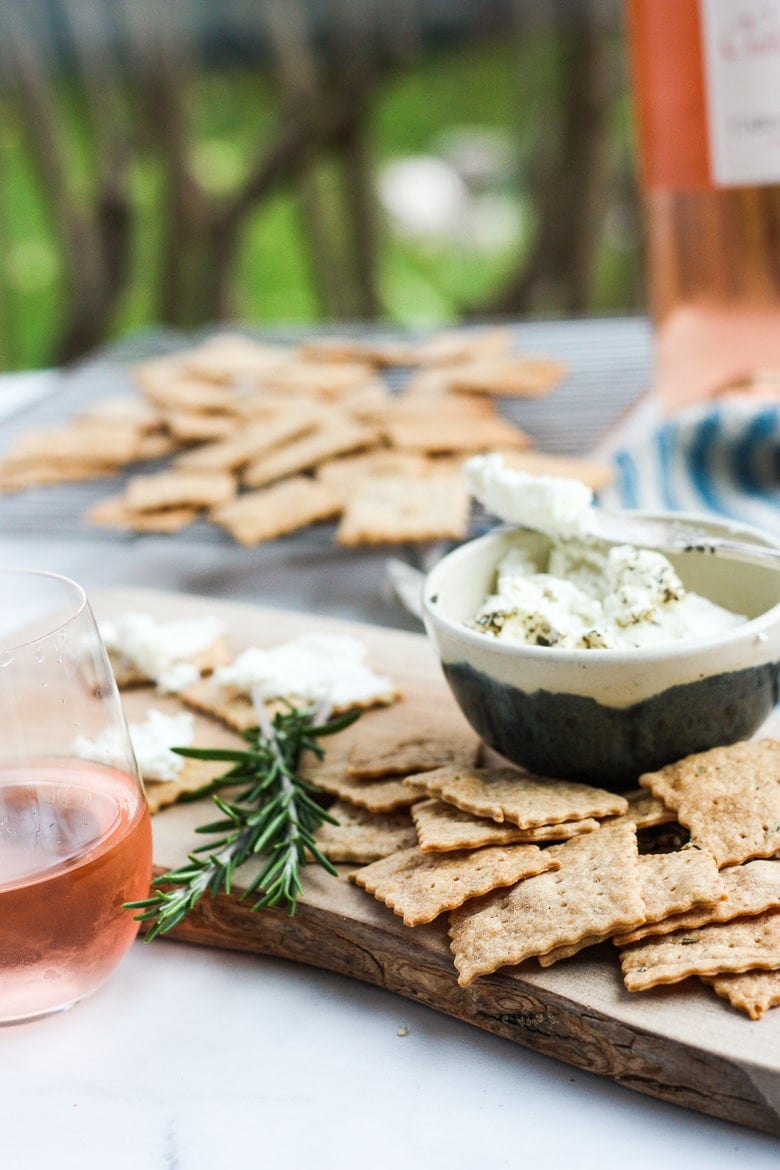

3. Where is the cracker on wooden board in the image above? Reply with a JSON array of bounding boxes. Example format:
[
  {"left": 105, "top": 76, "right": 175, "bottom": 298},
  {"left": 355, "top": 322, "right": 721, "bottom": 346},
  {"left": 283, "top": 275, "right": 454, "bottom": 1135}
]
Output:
[
  {"left": 605, "top": 788, "right": 677, "bottom": 831},
  {"left": 117, "top": 687, "right": 247, "bottom": 814},
  {"left": 632, "top": 848, "right": 726, "bottom": 921},
  {"left": 143, "top": 756, "right": 231, "bottom": 815},
  {"left": 108, "top": 632, "right": 232, "bottom": 691},
  {"left": 241, "top": 419, "right": 379, "bottom": 488},
  {"left": 702, "top": 969, "right": 780, "bottom": 1020},
  {"left": 613, "top": 858, "right": 780, "bottom": 945},
  {"left": 449, "top": 821, "right": 645, "bottom": 987},
  {"left": 639, "top": 739, "right": 780, "bottom": 867},
  {"left": 309, "top": 768, "right": 425, "bottom": 813},
  {"left": 347, "top": 726, "right": 481, "bottom": 779},
  {"left": 619, "top": 909, "right": 780, "bottom": 992},
  {"left": 352, "top": 842, "right": 559, "bottom": 927},
  {"left": 450, "top": 355, "right": 566, "bottom": 398},
  {"left": 336, "top": 469, "right": 470, "bottom": 546},
  {"left": 411, "top": 798, "right": 599, "bottom": 853},
  {"left": 313, "top": 801, "right": 417, "bottom": 864},
  {"left": 405, "top": 764, "right": 627, "bottom": 828},
  {"left": 210, "top": 475, "right": 342, "bottom": 545}
]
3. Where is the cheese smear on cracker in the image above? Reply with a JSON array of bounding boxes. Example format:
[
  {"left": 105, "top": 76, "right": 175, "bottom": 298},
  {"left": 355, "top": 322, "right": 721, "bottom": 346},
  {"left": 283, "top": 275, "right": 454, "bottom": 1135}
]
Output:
[
  {"left": 76, "top": 708, "right": 195, "bottom": 782},
  {"left": 100, "top": 612, "right": 226, "bottom": 692},
  {"left": 212, "top": 632, "right": 395, "bottom": 708},
  {"left": 464, "top": 454, "right": 745, "bottom": 650}
]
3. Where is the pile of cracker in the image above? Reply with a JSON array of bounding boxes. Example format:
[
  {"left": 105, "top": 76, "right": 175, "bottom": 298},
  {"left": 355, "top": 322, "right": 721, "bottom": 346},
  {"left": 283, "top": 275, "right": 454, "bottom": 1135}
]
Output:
[
  {"left": 0, "top": 329, "right": 612, "bottom": 546},
  {"left": 107, "top": 608, "right": 779, "bottom": 1021},
  {"left": 323, "top": 737, "right": 780, "bottom": 1021}
]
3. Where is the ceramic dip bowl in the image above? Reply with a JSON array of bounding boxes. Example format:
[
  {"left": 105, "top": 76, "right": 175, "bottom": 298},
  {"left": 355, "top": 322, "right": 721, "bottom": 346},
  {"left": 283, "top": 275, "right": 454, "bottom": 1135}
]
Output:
[{"left": 422, "top": 513, "right": 780, "bottom": 792}]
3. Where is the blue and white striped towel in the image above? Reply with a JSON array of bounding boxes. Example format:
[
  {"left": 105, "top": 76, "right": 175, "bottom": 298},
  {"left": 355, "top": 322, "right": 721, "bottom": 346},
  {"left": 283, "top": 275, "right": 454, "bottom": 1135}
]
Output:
[{"left": 599, "top": 401, "right": 780, "bottom": 538}]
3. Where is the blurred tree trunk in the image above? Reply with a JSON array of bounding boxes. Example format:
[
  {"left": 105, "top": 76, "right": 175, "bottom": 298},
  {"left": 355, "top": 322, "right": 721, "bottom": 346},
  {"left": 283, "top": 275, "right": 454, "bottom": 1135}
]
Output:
[{"left": 488, "top": 0, "right": 619, "bottom": 316}]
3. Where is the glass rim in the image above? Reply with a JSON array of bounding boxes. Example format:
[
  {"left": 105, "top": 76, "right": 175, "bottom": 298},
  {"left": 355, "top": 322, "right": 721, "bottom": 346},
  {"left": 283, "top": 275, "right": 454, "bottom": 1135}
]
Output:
[{"left": 0, "top": 568, "right": 89, "bottom": 653}]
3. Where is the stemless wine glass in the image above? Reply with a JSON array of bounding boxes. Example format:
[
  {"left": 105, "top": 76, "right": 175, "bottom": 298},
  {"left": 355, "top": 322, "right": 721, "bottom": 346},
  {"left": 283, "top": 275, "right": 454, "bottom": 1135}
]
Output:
[{"left": 0, "top": 570, "right": 152, "bottom": 1025}]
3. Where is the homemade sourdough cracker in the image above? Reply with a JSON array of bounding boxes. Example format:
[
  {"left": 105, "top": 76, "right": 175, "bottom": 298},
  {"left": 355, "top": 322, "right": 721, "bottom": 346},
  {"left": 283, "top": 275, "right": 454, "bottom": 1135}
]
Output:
[
  {"left": 450, "top": 355, "right": 566, "bottom": 397},
  {"left": 405, "top": 764, "right": 628, "bottom": 827},
  {"left": 613, "top": 859, "right": 780, "bottom": 946},
  {"left": 241, "top": 419, "right": 378, "bottom": 488},
  {"left": 88, "top": 497, "right": 199, "bottom": 533},
  {"left": 619, "top": 910, "right": 780, "bottom": 992},
  {"left": 449, "top": 822, "right": 645, "bottom": 987},
  {"left": 347, "top": 727, "right": 481, "bottom": 779},
  {"left": 411, "top": 798, "right": 599, "bottom": 852},
  {"left": 352, "top": 842, "right": 559, "bottom": 927},
  {"left": 639, "top": 739, "right": 780, "bottom": 866},
  {"left": 313, "top": 801, "right": 417, "bottom": 864},
  {"left": 702, "top": 969, "right": 780, "bottom": 1020},
  {"left": 336, "top": 469, "right": 470, "bottom": 545},
  {"left": 211, "top": 476, "right": 342, "bottom": 545}
]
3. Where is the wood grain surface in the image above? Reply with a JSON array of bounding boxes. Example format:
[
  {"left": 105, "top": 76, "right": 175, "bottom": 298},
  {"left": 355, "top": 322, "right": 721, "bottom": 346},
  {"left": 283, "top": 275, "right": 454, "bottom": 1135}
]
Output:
[{"left": 93, "top": 587, "right": 780, "bottom": 1137}]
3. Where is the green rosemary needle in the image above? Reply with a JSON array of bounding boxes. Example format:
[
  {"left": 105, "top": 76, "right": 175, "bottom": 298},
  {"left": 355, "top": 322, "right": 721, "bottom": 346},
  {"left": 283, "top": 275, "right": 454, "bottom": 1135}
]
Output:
[{"left": 126, "top": 701, "right": 360, "bottom": 939}]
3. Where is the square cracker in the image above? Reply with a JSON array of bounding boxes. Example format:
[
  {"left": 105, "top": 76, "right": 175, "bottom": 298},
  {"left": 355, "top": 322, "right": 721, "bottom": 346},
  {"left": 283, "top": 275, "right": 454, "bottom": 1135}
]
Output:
[
  {"left": 175, "top": 409, "right": 321, "bottom": 472},
  {"left": 313, "top": 801, "right": 417, "bottom": 864},
  {"left": 639, "top": 739, "right": 780, "bottom": 866},
  {"left": 613, "top": 859, "right": 780, "bottom": 945},
  {"left": 181, "top": 333, "right": 293, "bottom": 382},
  {"left": 381, "top": 405, "right": 531, "bottom": 454},
  {"left": 412, "top": 799, "right": 599, "bottom": 853},
  {"left": 336, "top": 470, "right": 470, "bottom": 546},
  {"left": 124, "top": 470, "right": 236, "bottom": 512},
  {"left": 347, "top": 727, "right": 480, "bottom": 779},
  {"left": 144, "top": 756, "right": 232, "bottom": 815},
  {"left": 87, "top": 496, "right": 199, "bottom": 534},
  {"left": 619, "top": 909, "right": 780, "bottom": 992},
  {"left": 535, "top": 846, "right": 721, "bottom": 967},
  {"left": 449, "top": 821, "right": 645, "bottom": 987},
  {"left": 405, "top": 764, "right": 627, "bottom": 828},
  {"left": 210, "top": 476, "right": 342, "bottom": 545},
  {"left": 241, "top": 419, "right": 378, "bottom": 488},
  {"left": 702, "top": 970, "right": 780, "bottom": 1020},
  {"left": 352, "top": 842, "right": 559, "bottom": 927},
  {"left": 450, "top": 355, "right": 566, "bottom": 398},
  {"left": 605, "top": 788, "right": 676, "bottom": 831},
  {"left": 606, "top": 849, "right": 725, "bottom": 951},
  {"left": 305, "top": 767, "right": 425, "bottom": 813}
]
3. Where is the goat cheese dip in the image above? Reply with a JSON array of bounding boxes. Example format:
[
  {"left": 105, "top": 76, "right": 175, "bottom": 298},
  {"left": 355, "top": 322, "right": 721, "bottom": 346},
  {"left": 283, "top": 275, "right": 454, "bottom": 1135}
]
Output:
[{"left": 464, "top": 454, "right": 746, "bottom": 650}]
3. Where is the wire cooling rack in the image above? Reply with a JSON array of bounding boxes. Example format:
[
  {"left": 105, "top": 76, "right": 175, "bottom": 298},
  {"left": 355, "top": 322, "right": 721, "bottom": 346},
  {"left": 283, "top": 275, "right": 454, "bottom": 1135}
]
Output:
[{"left": 0, "top": 317, "right": 653, "bottom": 541}]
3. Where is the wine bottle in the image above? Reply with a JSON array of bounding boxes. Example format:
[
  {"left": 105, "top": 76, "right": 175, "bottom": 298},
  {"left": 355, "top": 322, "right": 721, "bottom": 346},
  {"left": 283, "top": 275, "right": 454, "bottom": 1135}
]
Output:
[{"left": 625, "top": 0, "right": 780, "bottom": 407}]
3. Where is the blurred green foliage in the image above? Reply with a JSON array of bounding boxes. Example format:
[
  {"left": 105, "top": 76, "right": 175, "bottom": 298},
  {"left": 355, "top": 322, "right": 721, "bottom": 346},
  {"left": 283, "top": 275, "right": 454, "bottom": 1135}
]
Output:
[{"left": 0, "top": 33, "right": 642, "bottom": 372}]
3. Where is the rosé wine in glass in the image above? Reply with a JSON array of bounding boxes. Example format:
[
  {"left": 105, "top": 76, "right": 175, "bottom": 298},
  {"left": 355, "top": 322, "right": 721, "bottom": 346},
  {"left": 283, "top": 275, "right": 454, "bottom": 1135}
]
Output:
[{"left": 0, "top": 571, "right": 152, "bottom": 1025}]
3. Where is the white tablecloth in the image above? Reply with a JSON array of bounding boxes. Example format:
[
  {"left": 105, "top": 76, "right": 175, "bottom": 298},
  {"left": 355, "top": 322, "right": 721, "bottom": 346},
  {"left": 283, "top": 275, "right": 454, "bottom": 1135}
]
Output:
[{"left": 0, "top": 353, "right": 778, "bottom": 1170}]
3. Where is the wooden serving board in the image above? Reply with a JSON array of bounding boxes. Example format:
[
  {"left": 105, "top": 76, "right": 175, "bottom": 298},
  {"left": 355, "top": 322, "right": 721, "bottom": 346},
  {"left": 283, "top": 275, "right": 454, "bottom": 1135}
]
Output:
[{"left": 94, "top": 587, "right": 780, "bottom": 1137}]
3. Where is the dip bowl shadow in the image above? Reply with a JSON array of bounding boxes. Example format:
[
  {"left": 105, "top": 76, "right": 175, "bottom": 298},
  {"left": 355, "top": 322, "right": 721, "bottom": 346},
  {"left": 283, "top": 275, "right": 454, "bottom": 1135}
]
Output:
[{"left": 422, "top": 516, "right": 780, "bottom": 792}]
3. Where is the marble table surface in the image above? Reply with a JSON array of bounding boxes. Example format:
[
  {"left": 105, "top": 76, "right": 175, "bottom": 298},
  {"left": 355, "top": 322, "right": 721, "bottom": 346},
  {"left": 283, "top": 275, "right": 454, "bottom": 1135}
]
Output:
[{"left": 1, "top": 334, "right": 778, "bottom": 1169}]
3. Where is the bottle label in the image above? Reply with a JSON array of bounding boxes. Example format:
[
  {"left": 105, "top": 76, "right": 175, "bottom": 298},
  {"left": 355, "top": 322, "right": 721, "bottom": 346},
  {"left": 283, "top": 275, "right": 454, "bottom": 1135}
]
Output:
[{"left": 700, "top": 0, "right": 780, "bottom": 185}]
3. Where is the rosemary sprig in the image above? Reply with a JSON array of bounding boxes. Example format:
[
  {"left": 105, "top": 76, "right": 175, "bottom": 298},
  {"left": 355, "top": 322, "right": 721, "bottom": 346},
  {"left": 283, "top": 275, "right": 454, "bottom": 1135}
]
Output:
[{"left": 126, "top": 701, "right": 359, "bottom": 939}]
